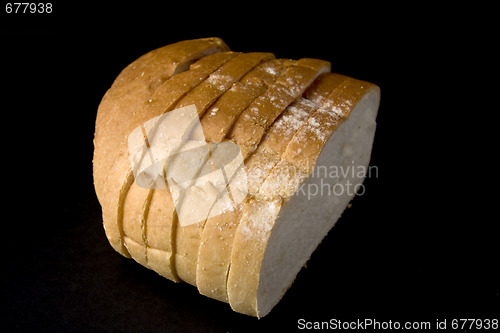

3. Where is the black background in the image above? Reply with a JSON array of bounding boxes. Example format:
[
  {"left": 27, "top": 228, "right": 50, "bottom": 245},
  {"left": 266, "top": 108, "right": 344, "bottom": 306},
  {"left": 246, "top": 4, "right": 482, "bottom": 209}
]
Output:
[{"left": 1, "top": 2, "right": 498, "bottom": 332}]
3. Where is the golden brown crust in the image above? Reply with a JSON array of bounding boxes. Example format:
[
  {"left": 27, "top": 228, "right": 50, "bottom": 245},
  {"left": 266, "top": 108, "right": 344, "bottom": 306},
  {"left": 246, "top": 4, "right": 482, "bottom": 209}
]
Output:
[
  {"left": 123, "top": 182, "right": 152, "bottom": 267},
  {"left": 145, "top": 185, "right": 179, "bottom": 281},
  {"left": 100, "top": 156, "right": 135, "bottom": 256}
]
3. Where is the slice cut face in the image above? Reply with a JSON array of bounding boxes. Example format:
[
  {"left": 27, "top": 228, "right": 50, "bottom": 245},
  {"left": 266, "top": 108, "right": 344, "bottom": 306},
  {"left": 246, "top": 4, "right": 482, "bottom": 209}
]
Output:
[
  {"left": 122, "top": 183, "right": 153, "bottom": 267},
  {"left": 100, "top": 156, "right": 137, "bottom": 257},
  {"left": 227, "top": 78, "right": 380, "bottom": 317},
  {"left": 145, "top": 180, "right": 178, "bottom": 280}
]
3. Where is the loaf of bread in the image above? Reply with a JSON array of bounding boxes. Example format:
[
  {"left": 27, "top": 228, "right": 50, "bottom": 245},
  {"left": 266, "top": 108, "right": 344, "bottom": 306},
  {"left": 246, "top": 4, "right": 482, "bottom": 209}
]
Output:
[{"left": 93, "top": 37, "right": 380, "bottom": 317}]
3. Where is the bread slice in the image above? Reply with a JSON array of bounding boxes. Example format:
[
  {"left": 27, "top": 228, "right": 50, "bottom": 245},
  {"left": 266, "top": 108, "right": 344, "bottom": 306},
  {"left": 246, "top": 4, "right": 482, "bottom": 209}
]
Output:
[
  {"left": 102, "top": 52, "right": 238, "bottom": 258},
  {"left": 195, "top": 60, "right": 331, "bottom": 302},
  {"left": 144, "top": 180, "right": 179, "bottom": 280},
  {"left": 227, "top": 79, "right": 380, "bottom": 317},
  {"left": 94, "top": 38, "right": 229, "bottom": 202},
  {"left": 122, "top": 188, "right": 153, "bottom": 268}
]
